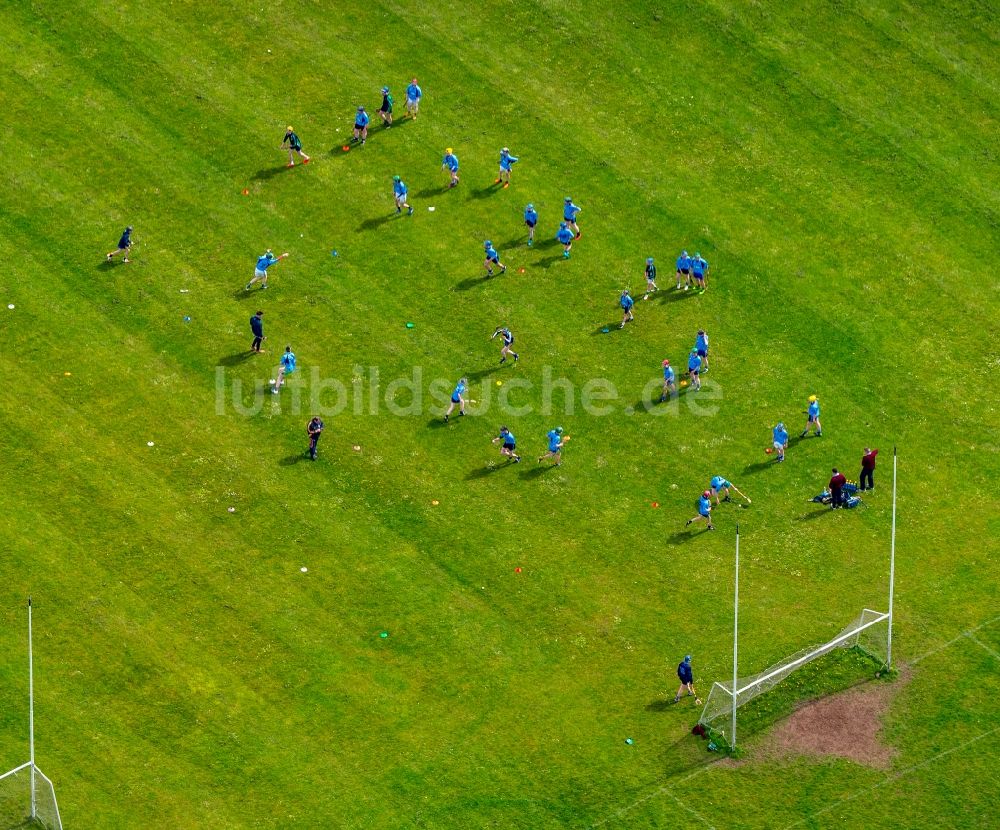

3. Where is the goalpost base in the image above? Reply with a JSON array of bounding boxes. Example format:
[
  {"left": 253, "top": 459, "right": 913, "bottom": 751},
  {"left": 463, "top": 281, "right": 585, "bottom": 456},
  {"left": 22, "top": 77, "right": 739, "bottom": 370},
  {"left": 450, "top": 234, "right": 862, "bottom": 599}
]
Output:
[{"left": 0, "top": 761, "right": 63, "bottom": 830}]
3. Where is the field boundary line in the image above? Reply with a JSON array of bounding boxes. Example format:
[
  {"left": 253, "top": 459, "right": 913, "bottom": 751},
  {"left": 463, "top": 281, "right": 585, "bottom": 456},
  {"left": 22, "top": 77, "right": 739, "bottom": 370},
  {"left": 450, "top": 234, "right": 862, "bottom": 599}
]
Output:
[
  {"left": 665, "top": 789, "right": 717, "bottom": 830},
  {"left": 965, "top": 633, "right": 1000, "bottom": 661},
  {"left": 589, "top": 764, "right": 715, "bottom": 828},
  {"left": 780, "top": 725, "right": 1000, "bottom": 829},
  {"left": 908, "top": 613, "right": 1000, "bottom": 666}
]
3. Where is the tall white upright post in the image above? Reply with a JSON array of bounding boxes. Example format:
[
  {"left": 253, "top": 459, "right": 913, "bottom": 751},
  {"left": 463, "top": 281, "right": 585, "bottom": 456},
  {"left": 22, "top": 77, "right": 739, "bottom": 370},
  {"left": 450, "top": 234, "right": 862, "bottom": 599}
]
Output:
[
  {"left": 732, "top": 525, "right": 740, "bottom": 750},
  {"left": 28, "top": 597, "right": 36, "bottom": 821},
  {"left": 887, "top": 448, "right": 898, "bottom": 668}
]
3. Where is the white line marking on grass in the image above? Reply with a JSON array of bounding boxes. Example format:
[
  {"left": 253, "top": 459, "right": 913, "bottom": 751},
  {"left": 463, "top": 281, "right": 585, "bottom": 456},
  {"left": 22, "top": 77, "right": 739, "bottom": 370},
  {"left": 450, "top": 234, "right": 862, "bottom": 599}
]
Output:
[
  {"left": 966, "top": 633, "right": 1000, "bottom": 662},
  {"left": 909, "top": 613, "right": 1000, "bottom": 665},
  {"left": 665, "top": 789, "right": 717, "bottom": 830},
  {"left": 589, "top": 764, "right": 716, "bottom": 828},
  {"left": 781, "top": 726, "right": 1000, "bottom": 829}
]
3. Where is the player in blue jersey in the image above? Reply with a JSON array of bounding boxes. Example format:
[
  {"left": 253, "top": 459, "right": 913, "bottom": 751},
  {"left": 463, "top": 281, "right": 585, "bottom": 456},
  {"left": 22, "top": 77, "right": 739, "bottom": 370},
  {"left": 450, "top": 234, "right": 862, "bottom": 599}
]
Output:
[
  {"left": 483, "top": 240, "right": 507, "bottom": 276},
  {"left": 392, "top": 176, "right": 413, "bottom": 215},
  {"left": 675, "top": 250, "right": 692, "bottom": 290},
  {"left": 491, "top": 326, "right": 519, "bottom": 364},
  {"left": 709, "top": 476, "right": 751, "bottom": 505},
  {"left": 106, "top": 225, "right": 134, "bottom": 263},
  {"left": 492, "top": 426, "right": 521, "bottom": 463},
  {"left": 378, "top": 86, "right": 394, "bottom": 127},
  {"left": 442, "top": 148, "right": 460, "bottom": 187},
  {"left": 246, "top": 248, "right": 289, "bottom": 291},
  {"left": 524, "top": 203, "right": 538, "bottom": 246},
  {"left": 619, "top": 289, "right": 634, "bottom": 328},
  {"left": 282, "top": 126, "right": 310, "bottom": 167},
  {"left": 687, "top": 349, "right": 702, "bottom": 390},
  {"left": 801, "top": 395, "right": 822, "bottom": 437},
  {"left": 692, "top": 252, "right": 709, "bottom": 291},
  {"left": 351, "top": 106, "right": 369, "bottom": 145},
  {"left": 495, "top": 147, "right": 518, "bottom": 188},
  {"left": 272, "top": 345, "right": 296, "bottom": 393},
  {"left": 772, "top": 422, "right": 789, "bottom": 462},
  {"left": 537, "top": 427, "right": 569, "bottom": 466},
  {"left": 563, "top": 198, "right": 582, "bottom": 239},
  {"left": 643, "top": 257, "right": 658, "bottom": 299},
  {"left": 556, "top": 222, "right": 574, "bottom": 258},
  {"left": 694, "top": 329, "right": 710, "bottom": 372},
  {"left": 685, "top": 491, "right": 715, "bottom": 531},
  {"left": 444, "top": 377, "right": 468, "bottom": 422},
  {"left": 405, "top": 77, "right": 422, "bottom": 119},
  {"left": 660, "top": 359, "right": 677, "bottom": 402}
]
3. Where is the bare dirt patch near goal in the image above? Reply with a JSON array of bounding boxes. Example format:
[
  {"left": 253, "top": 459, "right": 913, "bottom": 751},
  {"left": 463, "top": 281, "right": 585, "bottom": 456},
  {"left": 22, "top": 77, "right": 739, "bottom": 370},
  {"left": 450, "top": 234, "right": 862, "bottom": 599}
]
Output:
[{"left": 751, "top": 669, "right": 910, "bottom": 768}]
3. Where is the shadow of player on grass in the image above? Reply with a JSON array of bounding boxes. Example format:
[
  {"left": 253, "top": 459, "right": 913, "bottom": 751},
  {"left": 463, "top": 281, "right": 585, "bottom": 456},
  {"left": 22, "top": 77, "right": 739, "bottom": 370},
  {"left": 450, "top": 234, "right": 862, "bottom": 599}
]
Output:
[
  {"left": 216, "top": 352, "right": 254, "bottom": 367},
  {"left": 251, "top": 166, "right": 292, "bottom": 182}
]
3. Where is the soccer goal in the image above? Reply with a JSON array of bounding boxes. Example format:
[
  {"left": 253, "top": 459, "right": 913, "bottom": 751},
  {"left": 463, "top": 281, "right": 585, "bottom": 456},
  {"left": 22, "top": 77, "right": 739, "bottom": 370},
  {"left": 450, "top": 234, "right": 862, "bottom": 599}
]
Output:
[
  {"left": 0, "top": 599, "right": 63, "bottom": 830},
  {"left": 698, "top": 608, "right": 890, "bottom": 745},
  {"left": 698, "top": 449, "right": 899, "bottom": 750}
]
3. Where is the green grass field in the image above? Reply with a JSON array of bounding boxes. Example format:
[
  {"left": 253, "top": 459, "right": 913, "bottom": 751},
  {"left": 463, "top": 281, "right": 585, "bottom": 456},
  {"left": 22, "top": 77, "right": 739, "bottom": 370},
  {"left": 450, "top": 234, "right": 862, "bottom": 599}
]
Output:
[{"left": 0, "top": 0, "right": 998, "bottom": 827}]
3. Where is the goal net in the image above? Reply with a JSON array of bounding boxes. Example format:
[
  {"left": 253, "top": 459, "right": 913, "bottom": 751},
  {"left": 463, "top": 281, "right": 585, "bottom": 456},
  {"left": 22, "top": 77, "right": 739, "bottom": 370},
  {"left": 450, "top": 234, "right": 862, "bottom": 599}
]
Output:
[
  {"left": 0, "top": 762, "right": 63, "bottom": 829},
  {"left": 698, "top": 608, "right": 889, "bottom": 745}
]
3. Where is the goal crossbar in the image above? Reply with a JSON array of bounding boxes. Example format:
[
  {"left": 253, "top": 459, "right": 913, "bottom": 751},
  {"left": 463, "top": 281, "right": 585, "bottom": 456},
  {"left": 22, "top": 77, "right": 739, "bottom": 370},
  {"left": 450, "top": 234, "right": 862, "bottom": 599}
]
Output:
[
  {"left": 733, "top": 609, "right": 888, "bottom": 696},
  {"left": 0, "top": 761, "right": 31, "bottom": 783}
]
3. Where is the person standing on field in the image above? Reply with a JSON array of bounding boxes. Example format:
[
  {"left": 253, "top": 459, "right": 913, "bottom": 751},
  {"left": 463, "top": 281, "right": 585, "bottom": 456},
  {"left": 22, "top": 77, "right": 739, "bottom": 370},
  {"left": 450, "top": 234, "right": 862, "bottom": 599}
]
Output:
[
  {"left": 273, "top": 345, "right": 296, "bottom": 393},
  {"left": 800, "top": 394, "right": 822, "bottom": 437},
  {"left": 306, "top": 416, "right": 324, "bottom": 460},
  {"left": 694, "top": 329, "right": 710, "bottom": 372},
  {"left": 643, "top": 257, "right": 658, "bottom": 299},
  {"left": 392, "top": 176, "right": 414, "bottom": 215},
  {"left": 246, "top": 249, "right": 289, "bottom": 291},
  {"left": 281, "top": 126, "right": 310, "bottom": 166},
  {"left": 483, "top": 240, "right": 507, "bottom": 276},
  {"left": 829, "top": 467, "right": 848, "bottom": 508},
  {"left": 860, "top": 447, "right": 879, "bottom": 491},
  {"left": 250, "top": 310, "right": 265, "bottom": 354},
  {"left": 660, "top": 359, "right": 677, "bottom": 402},
  {"left": 442, "top": 148, "right": 460, "bottom": 187},
  {"left": 405, "top": 77, "right": 422, "bottom": 119},
  {"left": 673, "top": 655, "right": 696, "bottom": 702},
  {"left": 675, "top": 250, "right": 692, "bottom": 290},
  {"left": 492, "top": 326, "right": 518, "bottom": 364},
  {"left": 492, "top": 426, "right": 520, "bottom": 463},
  {"left": 619, "top": 289, "right": 635, "bottom": 328},
  {"left": 772, "top": 421, "right": 789, "bottom": 462},
  {"left": 495, "top": 147, "right": 518, "bottom": 188},
  {"left": 556, "top": 222, "right": 574, "bottom": 258},
  {"left": 352, "top": 106, "right": 369, "bottom": 145},
  {"left": 691, "top": 252, "right": 709, "bottom": 291},
  {"left": 106, "top": 225, "right": 133, "bottom": 263},
  {"left": 537, "top": 427, "right": 569, "bottom": 466},
  {"left": 444, "top": 377, "right": 467, "bottom": 423},
  {"left": 685, "top": 491, "right": 714, "bottom": 531},
  {"left": 563, "top": 197, "right": 582, "bottom": 239},
  {"left": 524, "top": 203, "right": 538, "bottom": 246},
  {"left": 378, "top": 86, "right": 394, "bottom": 126},
  {"left": 687, "top": 349, "right": 703, "bottom": 391}
]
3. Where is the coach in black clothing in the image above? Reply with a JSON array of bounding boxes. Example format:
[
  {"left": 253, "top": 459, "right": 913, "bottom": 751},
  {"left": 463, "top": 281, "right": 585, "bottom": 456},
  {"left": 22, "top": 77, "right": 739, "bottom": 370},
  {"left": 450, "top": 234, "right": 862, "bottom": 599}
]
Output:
[
  {"left": 307, "top": 417, "right": 324, "bottom": 460},
  {"left": 250, "top": 311, "right": 264, "bottom": 353}
]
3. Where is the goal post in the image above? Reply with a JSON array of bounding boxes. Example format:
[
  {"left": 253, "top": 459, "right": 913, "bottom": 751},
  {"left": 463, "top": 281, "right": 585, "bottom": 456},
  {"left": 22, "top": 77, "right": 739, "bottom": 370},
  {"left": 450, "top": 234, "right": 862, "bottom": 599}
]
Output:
[
  {"left": 0, "top": 599, "right": 63, "bottom": 830},
  {"left": 698, "top": 609, "right": 890, "bottom": 745},
  {"left": 701, "top": 451, "right": 898, "bottom": 749},
  {"left": 0, "top": 762, "right": 62, "bottom": 830}
]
